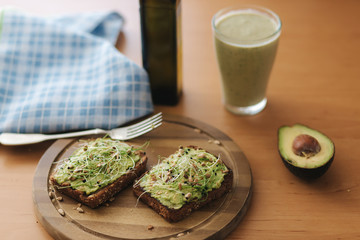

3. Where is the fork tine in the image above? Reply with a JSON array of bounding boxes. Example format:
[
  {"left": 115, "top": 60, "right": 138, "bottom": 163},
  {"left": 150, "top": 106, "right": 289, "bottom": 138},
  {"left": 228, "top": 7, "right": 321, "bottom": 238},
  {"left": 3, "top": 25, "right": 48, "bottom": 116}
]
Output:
[
  {"left": 126, "top": 112, "right": 162, "bottom": 130},
  {"left": 127, "top": 117, "right": 162, "bottom": 135},
  {"left": 126, "top": 122, "right": 162, "bottom": 139},
  {"left": 127, "top": 112, "right": 162, "bottom": 132}
]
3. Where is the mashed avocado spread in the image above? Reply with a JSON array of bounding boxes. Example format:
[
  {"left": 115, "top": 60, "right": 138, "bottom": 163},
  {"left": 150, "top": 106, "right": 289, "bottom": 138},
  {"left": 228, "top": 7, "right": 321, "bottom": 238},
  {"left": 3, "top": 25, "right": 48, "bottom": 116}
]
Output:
[
  {"left": 137, "top": 146, "right": 229, "bottom": 209},
  {"left": 53, "top": 138, "right": 142, "bottom": 195}
]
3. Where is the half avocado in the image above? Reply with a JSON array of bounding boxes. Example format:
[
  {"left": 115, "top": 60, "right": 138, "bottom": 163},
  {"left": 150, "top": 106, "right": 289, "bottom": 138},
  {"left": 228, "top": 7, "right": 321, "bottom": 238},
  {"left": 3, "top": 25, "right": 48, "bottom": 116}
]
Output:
[{"left": 278, "top": 124, "right": 335, "bottom": 180}]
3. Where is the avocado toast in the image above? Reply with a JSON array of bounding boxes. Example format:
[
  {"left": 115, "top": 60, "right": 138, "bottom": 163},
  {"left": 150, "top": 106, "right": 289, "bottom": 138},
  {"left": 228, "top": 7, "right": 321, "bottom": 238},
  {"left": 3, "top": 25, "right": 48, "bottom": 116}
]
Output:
[
  {"left": 50, "top": 137, "right": 147, "bottom": 208},
  {"left": 133, "top": 145, "right": 233, "bottom": 222}
]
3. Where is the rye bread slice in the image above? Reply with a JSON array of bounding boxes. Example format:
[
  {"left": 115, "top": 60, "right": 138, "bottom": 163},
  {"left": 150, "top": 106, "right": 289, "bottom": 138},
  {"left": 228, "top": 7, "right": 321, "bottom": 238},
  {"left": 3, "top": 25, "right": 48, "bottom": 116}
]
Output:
[
  {"left": 50, "top": 141, "right": 147, "bottom": 208},
  {"left": 133, "top": 146, "right": 233, "bottom": 222}
]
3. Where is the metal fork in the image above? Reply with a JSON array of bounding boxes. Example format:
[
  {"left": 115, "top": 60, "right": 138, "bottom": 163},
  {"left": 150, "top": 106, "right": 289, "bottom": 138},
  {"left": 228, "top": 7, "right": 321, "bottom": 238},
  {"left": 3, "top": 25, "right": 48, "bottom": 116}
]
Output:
[{"left": 0, "top": 112, "right": 162, "bottom": 146}]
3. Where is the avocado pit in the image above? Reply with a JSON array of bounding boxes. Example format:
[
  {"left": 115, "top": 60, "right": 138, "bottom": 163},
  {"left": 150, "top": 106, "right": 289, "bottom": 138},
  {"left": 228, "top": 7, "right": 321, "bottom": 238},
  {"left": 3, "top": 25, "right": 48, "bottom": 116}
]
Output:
[{"left": 292, "top": 134, "right": 321, "bottom": 158}]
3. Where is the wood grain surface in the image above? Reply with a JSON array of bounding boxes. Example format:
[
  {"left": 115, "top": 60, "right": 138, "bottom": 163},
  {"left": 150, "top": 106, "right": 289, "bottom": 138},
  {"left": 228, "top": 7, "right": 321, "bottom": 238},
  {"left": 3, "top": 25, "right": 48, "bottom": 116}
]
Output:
[
  {"left": 33, "top": 114, "right": 252, "bottom": 239},
  {"left": 1, "top": 0, "right": 360, "bottom": 239}
]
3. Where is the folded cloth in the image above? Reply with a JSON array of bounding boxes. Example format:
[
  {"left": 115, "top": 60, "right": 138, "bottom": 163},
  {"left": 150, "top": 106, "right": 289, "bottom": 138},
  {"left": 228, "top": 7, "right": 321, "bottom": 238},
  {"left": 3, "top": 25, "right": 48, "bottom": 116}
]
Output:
[{"left": 0, "top": 8, "right": 153, "bottom": 133}]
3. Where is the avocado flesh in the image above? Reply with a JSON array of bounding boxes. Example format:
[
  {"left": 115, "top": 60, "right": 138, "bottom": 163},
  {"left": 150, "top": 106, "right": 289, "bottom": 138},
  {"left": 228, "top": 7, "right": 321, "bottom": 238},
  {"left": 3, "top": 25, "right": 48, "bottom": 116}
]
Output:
[{"left": 278, "top": 124, "right": 335, "bottom": 179}]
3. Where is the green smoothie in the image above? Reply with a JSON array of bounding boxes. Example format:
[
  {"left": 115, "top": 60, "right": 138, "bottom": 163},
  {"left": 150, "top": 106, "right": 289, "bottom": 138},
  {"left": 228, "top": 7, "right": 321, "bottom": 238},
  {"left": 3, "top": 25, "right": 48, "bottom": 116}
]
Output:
[{"left": 213, "top": 7, "right": 281, "bottom": 114}]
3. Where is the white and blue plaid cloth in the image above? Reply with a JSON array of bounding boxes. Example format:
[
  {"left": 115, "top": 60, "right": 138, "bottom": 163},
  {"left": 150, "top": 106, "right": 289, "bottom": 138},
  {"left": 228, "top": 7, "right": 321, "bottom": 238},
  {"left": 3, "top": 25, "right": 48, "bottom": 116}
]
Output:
[{"left": 0, "top": 8, "right": 153, "bottom": 133}]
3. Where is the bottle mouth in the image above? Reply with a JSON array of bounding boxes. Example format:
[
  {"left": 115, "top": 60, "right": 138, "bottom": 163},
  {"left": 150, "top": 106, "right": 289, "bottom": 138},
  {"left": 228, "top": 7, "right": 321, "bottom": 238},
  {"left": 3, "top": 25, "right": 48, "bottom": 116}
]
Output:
[{"left": 212, "top": 5, "right": 282, "bottom": 47}]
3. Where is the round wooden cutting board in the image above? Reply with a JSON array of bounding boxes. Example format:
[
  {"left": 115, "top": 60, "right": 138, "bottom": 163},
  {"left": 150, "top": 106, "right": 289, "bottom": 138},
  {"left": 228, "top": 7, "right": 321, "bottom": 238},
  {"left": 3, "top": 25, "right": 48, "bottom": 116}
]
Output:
[{"left": 33, "top": 114, "right": 252, "bottom": 240}]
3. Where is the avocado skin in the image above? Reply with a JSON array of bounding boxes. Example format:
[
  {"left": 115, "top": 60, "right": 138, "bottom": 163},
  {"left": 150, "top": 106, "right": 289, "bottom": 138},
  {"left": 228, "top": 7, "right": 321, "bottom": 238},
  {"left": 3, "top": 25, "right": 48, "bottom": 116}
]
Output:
[{"left": 280, "top": 153, "right": 334, "bottom": 180}]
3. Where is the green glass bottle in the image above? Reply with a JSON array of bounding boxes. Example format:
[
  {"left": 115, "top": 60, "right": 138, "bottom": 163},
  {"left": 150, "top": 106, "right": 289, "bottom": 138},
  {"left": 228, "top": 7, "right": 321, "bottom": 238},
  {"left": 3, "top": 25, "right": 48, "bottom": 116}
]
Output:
[{"left": 139, "top": 0, "right": 182, "bottom": 105}]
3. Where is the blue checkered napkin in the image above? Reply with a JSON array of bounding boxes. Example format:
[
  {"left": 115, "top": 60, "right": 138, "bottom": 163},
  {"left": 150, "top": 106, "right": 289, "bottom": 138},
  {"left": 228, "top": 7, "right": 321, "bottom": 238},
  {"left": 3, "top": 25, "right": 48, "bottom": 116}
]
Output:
[
  {"left": 49, "top": 11, "right": 123, "bottom": 45},
  {"left": 0, "top": 9, "right": 153, "bottom": 133}
]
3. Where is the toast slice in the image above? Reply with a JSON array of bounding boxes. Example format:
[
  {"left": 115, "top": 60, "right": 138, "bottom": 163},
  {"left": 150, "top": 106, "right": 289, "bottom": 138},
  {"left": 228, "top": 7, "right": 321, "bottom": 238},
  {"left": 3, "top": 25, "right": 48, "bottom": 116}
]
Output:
[
  {"left": 50, "top": 137, "right": 147, "bottom": 208},
  {"left": 133, "top": 145, "right": 233, "bottom": 222}
]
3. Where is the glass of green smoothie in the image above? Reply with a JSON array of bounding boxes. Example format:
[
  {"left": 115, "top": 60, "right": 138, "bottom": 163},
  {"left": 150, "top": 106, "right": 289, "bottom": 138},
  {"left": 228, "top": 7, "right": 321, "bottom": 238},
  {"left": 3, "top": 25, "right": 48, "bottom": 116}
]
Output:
[{"left": 212, "top": 5, "right": 281, "bottom": 115}]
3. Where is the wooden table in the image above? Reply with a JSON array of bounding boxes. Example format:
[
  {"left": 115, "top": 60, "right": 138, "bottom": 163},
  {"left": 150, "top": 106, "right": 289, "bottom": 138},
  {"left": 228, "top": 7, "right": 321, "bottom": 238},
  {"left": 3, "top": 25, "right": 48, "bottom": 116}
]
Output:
[{"left": 1, "top": 0, "right": 360, "bottom": 239}]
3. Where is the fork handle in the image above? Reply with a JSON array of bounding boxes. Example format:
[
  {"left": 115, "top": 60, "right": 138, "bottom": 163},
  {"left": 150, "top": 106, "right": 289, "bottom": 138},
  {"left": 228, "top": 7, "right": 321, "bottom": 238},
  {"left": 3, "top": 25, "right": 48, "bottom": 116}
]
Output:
[{"left": 0, "top": 128, "right": 107, "bottom": 145}]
